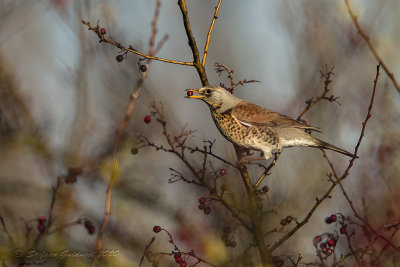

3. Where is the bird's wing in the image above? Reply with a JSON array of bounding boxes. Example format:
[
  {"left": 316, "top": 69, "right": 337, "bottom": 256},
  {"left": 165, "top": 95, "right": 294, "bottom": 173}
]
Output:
[{"left": 231, "top": 101, "right": 320, "bottom": 132}]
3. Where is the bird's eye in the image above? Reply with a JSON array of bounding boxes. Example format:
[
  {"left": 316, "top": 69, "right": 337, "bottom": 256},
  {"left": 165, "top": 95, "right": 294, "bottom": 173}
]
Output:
[{"left": 206, "top": 89, "right": 212, "bottom": 95}]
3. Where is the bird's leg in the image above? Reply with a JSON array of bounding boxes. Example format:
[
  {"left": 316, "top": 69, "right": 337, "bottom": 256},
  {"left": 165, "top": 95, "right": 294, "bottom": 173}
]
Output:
[{"left": 254, "top": 148, "right": 282, "bottom": 188}]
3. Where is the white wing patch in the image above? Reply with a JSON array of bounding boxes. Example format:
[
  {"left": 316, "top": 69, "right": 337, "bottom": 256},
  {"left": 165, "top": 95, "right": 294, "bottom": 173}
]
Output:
[{"left": 279, "top": 138, "right": 316, "bottom": 147}]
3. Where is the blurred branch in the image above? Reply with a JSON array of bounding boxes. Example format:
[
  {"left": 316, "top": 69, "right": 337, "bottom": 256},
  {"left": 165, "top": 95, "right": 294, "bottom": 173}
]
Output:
[
  {"left": 344, "top": 0, "right": 400, "bottom": 93},
  {"left": 201, "top": 0, "right": 222, "bottom": 67},
  {"left": 93, "top": 0, "right": 168, "bottom": 262},
  {"left": 0, "top": 216, "right": 16, "bottom": 248}
]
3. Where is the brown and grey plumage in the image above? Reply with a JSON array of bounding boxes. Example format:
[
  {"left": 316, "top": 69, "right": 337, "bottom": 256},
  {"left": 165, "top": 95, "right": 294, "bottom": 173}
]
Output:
[{"left": 187, "top": 85, "right": 355, "bottom": 160}]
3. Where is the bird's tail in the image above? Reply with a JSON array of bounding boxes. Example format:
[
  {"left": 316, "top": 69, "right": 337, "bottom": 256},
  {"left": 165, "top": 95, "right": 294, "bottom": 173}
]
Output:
[{"left": 317, "top": 140, "right": 358, "bottom": 158}]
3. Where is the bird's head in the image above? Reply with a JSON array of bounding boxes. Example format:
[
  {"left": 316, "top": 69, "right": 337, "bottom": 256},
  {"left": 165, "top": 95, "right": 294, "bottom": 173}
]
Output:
[{"left": 186, "top": 86, "right": 241, "bottom": 113}]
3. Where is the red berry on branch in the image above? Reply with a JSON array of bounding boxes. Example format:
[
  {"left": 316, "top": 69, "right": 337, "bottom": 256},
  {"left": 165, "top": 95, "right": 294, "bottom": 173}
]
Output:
[
  {"left": 327, "top": 239, "right": 335, "bottom": 247},
  {"left": 199, "top": 197, "right": 206, "bottom": 204},
  {"left": 144, "top": 116, "right": 151, "bottom": 123},
  {"left": 38, "top": 216, "right": 47, "bottom": 224},
  {"left": 84, "top": 220, "right": 95, "bottom": 235},
  {"left": 180, "top": 262, "right": 187, "bottom": 267},
  {"left": 175, "top": 256, "right": 183, "bottom": 264},
  {"left": 174, "top": 252, "right": 181, "bottom": 259},
  {"left": 116, "top": 55, "right": 124, "bottom": 62},
  {"left": 204, "top": 207, "right": 211, "bottom": 215},
  {"left": 262, "top": 185, "right": 269, "bottom": 193},
  {"left": 187, "top": 90, "right": 194, "bottom": 97},
  {"left": 313, "top": 235, "right": 322, "bottom": 246},
  {"left": 37, "top": 223, "right": 45, "bottom": 233},
  {"left": 219, "top": 168, "right": 227, "bottom": 176},
  {"left": 153, "top": 225, "right": 161, "bottom": 233},
  {"left": 99, "top": 28, "right": 107, "bottom": 35},
  {"left": 198, "top": 203, "right": 205, "bottom": 210},
  {"left": 340, "top": 226, "right": 347, "bottom": 235},
  {"left": 139, "top": 65, "right": 147, "bottom": 72},
  {"left": 325, "top": 217, "right": 333, "bottom": 224},
  {"left": 330, "top": 214, "right": 337, "bottom": 222}
]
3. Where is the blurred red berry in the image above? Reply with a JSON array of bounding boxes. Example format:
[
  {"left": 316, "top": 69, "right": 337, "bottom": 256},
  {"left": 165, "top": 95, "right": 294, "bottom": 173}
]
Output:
[
  {"left": 38, "top": 216, "right": 47, "bottom": 224},
  {"left": 99, "top": 28, "right": 107, "bottom": 35},
  {"left": 327, "top": 239, "right": 335, "bottom": 247},
  {"left": 326, "top": 249, "right": 333, "bottom": 255},
  {"left": 219, "top": 168, "right": 227, "bottom": 176},
  {"left": 153, "top": 225, "right": 161, "bottom": 233},
  {"left": 204, "top": 207, "right": 211, "bottom": 215},
  {"left": 340, "top": 226, "right": 347, "bottom": 235},
  {"left": 84, "top": 220, "right": 95, "bottom": 235},
  {"left": 37, "top": 223, "right": 45, "bottom": 233},
  {"left": 198, "top": 203, "right": 205, "bottom": 210},
  {"left": 199, "top": 197, "right": 206, "bottom": 204},
  {"left": 187, "top": 90, "right": 194, "bottom": 97},
  {"left": 116, "top": 55, "right": 124, "bottom": 62},
  {"left": 330, "top": 214, "right": 337, "bottom": 222},
  {"left": 180, "top": 262, "right": 187, "bottom": 267},
  {"left": 139, "top": 65, "right": 147, "bottom": 72},
  {"left": 144, "top": 116, "right": 151, "bottom": 123},
  {"left": 262, "top": 185, "right": 269, "bottom": 193},
  {"left": 313, "top": 235, "right": 322, "bottom": 246},
  {"left": 175, "top": 256, "right": 183, "bottom": 263},
  {"left": 325, "top": 217, "right": 333, "bottom": 224},
  {"left": 174, "top": 252, "right": 181, "bottom": 259}
]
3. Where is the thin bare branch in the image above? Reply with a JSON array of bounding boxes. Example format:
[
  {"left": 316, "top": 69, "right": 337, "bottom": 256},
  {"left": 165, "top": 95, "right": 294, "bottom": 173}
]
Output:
[
  {"left": 202, "top": 0, "right": 222, "bottom": 67},
  {"left": 344, "top": 0, "right": 400, "bottom": 93}
]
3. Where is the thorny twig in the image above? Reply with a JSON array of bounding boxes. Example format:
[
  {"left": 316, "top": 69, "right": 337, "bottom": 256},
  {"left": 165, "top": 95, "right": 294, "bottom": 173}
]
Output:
[
  {"left": 297, "top": 65, "right": 340, "bottom": 121},
  {"left": 215, "top": 62, "right": 260, "bottom": 93}
]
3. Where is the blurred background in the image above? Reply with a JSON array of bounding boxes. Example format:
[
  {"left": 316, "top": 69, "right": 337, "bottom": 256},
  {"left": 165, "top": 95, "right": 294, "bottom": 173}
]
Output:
[{"left": 0, "top": 0, "right": 399, "bottom": 266}]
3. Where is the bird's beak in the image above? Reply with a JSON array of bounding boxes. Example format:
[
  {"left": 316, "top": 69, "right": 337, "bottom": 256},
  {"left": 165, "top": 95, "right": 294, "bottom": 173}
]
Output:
[{"left": 185, "top": 89, "right": 204, "bottom": 99}]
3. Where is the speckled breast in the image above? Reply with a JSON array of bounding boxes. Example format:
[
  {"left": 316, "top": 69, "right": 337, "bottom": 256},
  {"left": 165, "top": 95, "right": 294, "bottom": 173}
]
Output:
[{"left": 210, "top": 109, "right": 278, "bottom": 150}]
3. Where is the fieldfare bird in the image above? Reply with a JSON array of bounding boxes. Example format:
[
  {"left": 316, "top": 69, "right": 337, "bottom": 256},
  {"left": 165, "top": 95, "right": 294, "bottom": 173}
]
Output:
[{"left": 187, "top": 86, "right": 355, "bottom": 161}]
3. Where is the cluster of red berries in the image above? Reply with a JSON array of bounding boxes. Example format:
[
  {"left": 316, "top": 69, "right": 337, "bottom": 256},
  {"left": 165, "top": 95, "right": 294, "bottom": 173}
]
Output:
[
  {"left": 326, "top": 213, "right": 348, "bottom": 234},
  {"left": 198, "top": 197, "right": 211, "bottom": 215},
  {"left": 84, "top": 220, "right": 95, "bottom": 235},
  {"left": 221, "top": 226, "right": 237, "bottom": 247},
  {"left": 37, "top": 216, "right": 47, "bottom": 233},
  {"left": 325, "top": 214, "right": 337, "bottom": 224},
  {"left": 313, "top": 234, "right": 338, "bottom": 256},
  {"left": 173, "top": 252, "right": 187, "bottom": 267},
  {"left": 65, "top": 167, "right": 83, "bottom": 184}
]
